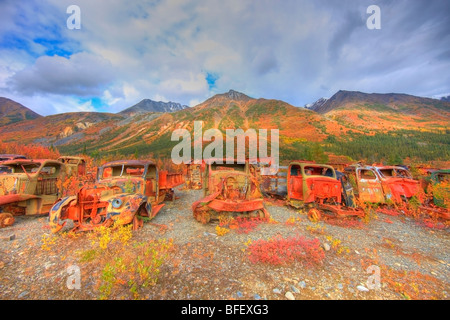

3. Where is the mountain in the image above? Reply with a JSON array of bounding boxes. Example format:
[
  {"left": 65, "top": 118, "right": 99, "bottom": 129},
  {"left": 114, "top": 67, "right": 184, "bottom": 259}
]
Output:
[
  {"left": 305, "top": 97, "right": 328, "bottom": 110},
  {"left": 0, "top": 97, "right": 42, "bottom": 126},
  {"left": 119, "top": 99, "right": 188, "bottom": 115},
  {"left": 441, "top": 95, "right": 450, "bottom": 102},
  {"left": 0, "top": 111, "right": 125, "bottom": 147},
  {"left": 308, "top": 90, "right": 450, "bottom": 132},
  {"left": 0, "top": 90, "right": 448, "bottom": 164},
  {"left": 310, "top": 90, "right": 450, "bottom": 115}
]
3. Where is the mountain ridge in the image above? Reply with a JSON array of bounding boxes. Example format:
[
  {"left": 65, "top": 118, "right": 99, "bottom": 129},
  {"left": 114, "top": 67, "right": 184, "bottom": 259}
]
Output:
[{"left": 119, "top": 99, "right": 188, "bottom": 115}]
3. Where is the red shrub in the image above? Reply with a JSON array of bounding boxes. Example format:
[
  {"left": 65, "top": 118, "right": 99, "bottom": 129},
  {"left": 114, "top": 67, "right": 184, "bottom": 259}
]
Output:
[
  {"left": 247, "top": 235, "right": 325, "bottom": 266},
  {"left": 416, "top": 218, "right": 448, "bottom": 230},
  {"left": 234, "top": 217, "right": 268, "bottom": 234}
]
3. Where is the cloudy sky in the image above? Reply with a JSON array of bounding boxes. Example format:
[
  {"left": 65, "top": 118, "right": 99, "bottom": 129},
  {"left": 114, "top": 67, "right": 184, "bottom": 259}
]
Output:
[{"left": 0, "top": 0, "right": 449, "bottom": 115}]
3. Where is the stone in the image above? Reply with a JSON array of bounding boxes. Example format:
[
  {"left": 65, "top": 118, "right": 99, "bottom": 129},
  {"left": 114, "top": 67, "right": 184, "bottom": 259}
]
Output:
[
  {"left": 0, "top": 234, "right": 16, "bottom": 241},
  {"left": 273, "top": 288, "right": 282, "bottom": 294},
  {"left": 290, "top": 285, "right": 300, "bottom": 294},
  {"left": 285, "top": 291, "right": 295, "bottom": 300},
  {"left": 357, "top": 285, "right": 369, "bottom": 292},
  {"left": 298, "top": 281, "right": 306, "bottom": 289},
  {"left": 323, "top": 243, "right": 331, "bottom": 251}
]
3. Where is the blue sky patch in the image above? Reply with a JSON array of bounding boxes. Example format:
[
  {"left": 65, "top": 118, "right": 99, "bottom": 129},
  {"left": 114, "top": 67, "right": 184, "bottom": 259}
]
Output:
[{"left": 205, "top": 72, "right": 219, "bottom": 90}]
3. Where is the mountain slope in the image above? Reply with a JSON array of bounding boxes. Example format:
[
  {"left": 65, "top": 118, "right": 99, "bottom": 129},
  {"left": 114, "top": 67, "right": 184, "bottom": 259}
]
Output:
[
  {"left": 48, "top": 89, "right": 343, "bottom": 160},
  {"left": 0, "top": 111, "right": 125, "bottom": 147},
  {"left": 0, "top": 97, "right": 42, "bottom": 126}
]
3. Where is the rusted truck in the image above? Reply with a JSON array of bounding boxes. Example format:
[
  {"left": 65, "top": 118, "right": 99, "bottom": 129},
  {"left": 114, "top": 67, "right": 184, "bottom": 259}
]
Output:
[
  {"left": 57, "top": 156, "right": 86, "bottom": 176},
  {"left": 344, "top": 165, "right": 420, "bottom": 204},
  {"left": 192, "top": 159, "right": 270, "bottom": 224},
  {"left": 0, "top": 159, "right": 66, "bottom": 228},
  {"left": 419, "top": 169, "right": 450, "bottom": 220},
  {"left": 0, "top": 154, "right": 27, "bottom": 161},
  {"left": 261, "top": 161, "right": 363, "bottom": 220},
  {"left": 0, "top": 154, "right": 27, "bottom": 174},
  {"left": 184, "top": 162, "right": 204, "bottom": 190},
  {"left": 49, "top": 160, "right": 184, "bottom": 233}
]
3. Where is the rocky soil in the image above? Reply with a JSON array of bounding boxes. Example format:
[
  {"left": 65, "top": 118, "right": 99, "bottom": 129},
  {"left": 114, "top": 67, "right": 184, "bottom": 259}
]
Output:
[{"left": 0, "top": 186, "right": 449, "bottom": 300}]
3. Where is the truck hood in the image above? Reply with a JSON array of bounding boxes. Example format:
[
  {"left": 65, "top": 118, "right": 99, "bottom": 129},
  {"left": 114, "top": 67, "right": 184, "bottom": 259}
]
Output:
[{"left": 384, "top": 177, "right": 420, "bottom": 199}]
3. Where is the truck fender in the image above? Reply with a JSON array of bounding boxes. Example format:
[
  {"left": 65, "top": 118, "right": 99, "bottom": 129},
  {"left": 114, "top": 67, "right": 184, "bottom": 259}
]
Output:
[{"left": 49, "top": 196, "right": 77, "bottom": 233}]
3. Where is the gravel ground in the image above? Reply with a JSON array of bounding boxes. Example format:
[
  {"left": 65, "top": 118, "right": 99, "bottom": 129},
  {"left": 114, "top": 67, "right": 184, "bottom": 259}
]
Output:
[{"left": 0, "top": 185, "right": 449, "bottom": 300}]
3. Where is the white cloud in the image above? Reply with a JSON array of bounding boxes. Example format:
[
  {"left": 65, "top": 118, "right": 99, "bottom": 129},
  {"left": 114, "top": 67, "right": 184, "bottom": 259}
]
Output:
[
  {"left": 0, "top": 0, "right": 449, "bottom": 115},
  {"left": 9, "top": 52, "right": 115, "bottom": 96}
]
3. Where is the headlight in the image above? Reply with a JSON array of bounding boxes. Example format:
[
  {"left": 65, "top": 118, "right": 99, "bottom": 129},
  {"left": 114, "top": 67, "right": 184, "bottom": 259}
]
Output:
[{"left": 112, "top": 198, "right": 123, "bottom": 209}]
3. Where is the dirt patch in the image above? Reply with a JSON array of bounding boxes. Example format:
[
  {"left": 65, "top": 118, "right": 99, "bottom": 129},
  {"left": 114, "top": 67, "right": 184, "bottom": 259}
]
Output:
[{"left": 0, "top": 186, "right": 449, "bottom": 300}]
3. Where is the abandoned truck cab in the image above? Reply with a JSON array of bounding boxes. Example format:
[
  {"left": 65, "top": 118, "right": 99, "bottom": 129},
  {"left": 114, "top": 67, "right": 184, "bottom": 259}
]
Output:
[
  {"left": 0, "top": 159, "right": 66, "bottom": 227},
  {"left": 429, "top": 170, "right": 449, "bottom": 209},
  {"left": 49, "top": 160, "right": 184, "bottom": 233},
  {"left": 345, "top": 165, "right": 420, "bottom": 204},
  {"left": 286, "top": 162, "right": 341, "bottom": 208},
  {"left": 261, "top": 161, "right": 363, "bottom": 220},
  {"left": 0, "top": 155, "right": 27, "bottom": 174},
  {"left": 57, "top": 156, "right": 86, "bottom": 176},
  {"left": 192, "top": 159, "right": 269, "bottom": 224},
  {"left": 185, "top": 162, "right": 205, "bottom": 190}
]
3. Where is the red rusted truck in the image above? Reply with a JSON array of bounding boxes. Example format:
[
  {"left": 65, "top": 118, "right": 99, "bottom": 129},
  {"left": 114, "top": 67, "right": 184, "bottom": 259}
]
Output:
[
  {"left": 0, "top": 159, "right": 66, "bottom": 228},
  {"left": 344, "top": 165, "right": 421, "bottom": 204},
  {"left": 261, "top": 161, "right": 363, "bottom": 220},
  {"left": 184, "top": 161, "right": 205, "bottom": 190},
  {"left": 418, "top": 169, "right": 450, "bottom": 220},
  {"left": 49, "top": 160, "right": 184, "bottom": 232},
  {"left": 57, "top": 156, "right": 86, "bottom": 176},
  {"left": 192, "top": 159, "right": 270, "bottom": 224}
]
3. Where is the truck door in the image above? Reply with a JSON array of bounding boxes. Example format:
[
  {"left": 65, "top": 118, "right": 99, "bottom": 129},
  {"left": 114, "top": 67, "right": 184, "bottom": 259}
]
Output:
[
  {"left": 356, "top": 168, "right": 386, "bottom": 203},
  {"left": 288, "top": 164, "right": 304, "bottom": 201}
]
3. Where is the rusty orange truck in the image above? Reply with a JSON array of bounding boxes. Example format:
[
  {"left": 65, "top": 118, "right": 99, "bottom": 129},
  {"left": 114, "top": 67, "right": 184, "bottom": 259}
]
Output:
[
  {"left": 49, "top": 160, "right": 184, "bottom": 232},
  {"left": 344, "top": 165, "right": 421, "bottom": 204},
  {"left": 192, "top": 159, "right": 270, "bottom": 224},
  {"left": 0, "top": 159, "right": 66, "bottom": 228},
  {"left": 261, "top": 161, "right": 363, "bottom": 220}
]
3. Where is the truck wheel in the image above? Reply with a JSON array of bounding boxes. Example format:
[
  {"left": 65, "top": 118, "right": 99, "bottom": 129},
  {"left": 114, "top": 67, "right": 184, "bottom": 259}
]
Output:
[
  {"left": 194, "top": 207, "right": 211, "bottom": 224},
  {"left": 0, "top": 213, "right": 15, "bottom": 228}
]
